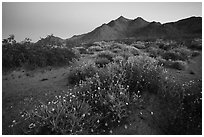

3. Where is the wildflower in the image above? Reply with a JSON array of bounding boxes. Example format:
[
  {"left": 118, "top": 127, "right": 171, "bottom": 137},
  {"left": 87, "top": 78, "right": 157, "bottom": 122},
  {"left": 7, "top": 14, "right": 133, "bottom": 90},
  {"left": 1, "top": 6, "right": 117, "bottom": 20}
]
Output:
[
  {"left": 29, "top": 123, "right": 36, "bottom": 128},
  {"left": 105, "top": 122, "right": 108, "bottom": 126},
  {"left": 12, "top": 120, "right": 16, "bottom": 123},
  {"left": 9, "top": 124, "right": 14, "bottom": 128},
  {"left": 124, "top": 125, "right": 127, "bottom": 129},
  {"left": 109, "top": 130, "right": 113, "bottom": 134},
  {"left": 150, "top": 111, "right": 154, "bottom": 115}
]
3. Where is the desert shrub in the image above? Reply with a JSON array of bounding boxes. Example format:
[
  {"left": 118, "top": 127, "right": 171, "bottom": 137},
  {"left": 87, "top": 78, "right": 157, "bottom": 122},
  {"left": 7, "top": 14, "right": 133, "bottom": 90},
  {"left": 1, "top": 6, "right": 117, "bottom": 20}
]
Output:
[
  {"left": 169, "top": 60, "right": 187, "bottom": 70},
  {"left": 71, "top": 48, "right": 81, "bottom": 58},
  {"left": 67, "top": 60, "right": 97, "bottom": 85},
  {"left": 186, "top": 39, "right": 202, "bottom": 50},
  {"left": 146, "top": 47, "right": 163, "bottom": 58},
  {"left": 158, "top": 43, "right": 176, "bottom": 50},
  {"left": 158, "top": 59, "right": 187, "bottom": 70},
  {"left": 172, "top": 47, "right": 192, "bottom": 59},
  {"left": 167, "top": 79, "right": 202, "bottom": 134},
  {"left": 170, "top": 61, "right": 187, "bottom": 70},
  {"left": 161, "top": 51, "right": 186, "bottom": 61},
  {"left": 191, "top": 51, "right": 200, "bottom": 57},
  {"left": 156, "top": 57, "right": 166, "bottom": 66},
  {"left": 96, "top": 51, "right": 115, "bottom": 61},
  {"left": 95, "top": 58, "right": 111, "bottom": 68},
  {"left": 131, "top": 43, "right": 146, "bottom": 49},
  {"left": 125, "top": 56, "right": 163, "bottom": 95},
  {"left": 131, "top": 41, "right": 146, "bottom": 49},
  {"left": 157, "top": 43, "right": 165, "bottom": 49},
  {"left": 113, "top": 56, "right": 125, "bottom": 63},
  {"left": 20, "top": 93, "right": 93, "bottom": 135},
  {"left": 88, "top": 46, "right": 103, "bottom": 52},
  {"left": 109, "top": 43, "right": 124, "bottom": 50},
  {"left": 112, "top": 48, "right": 121, "bottom": 53},
  {"left": 118, "top": 51, "right": 133, "bottom": 60},
  {"left": 122, "top": 46, "right": 141, "bottom": 56},
  {"left": 2, "top": 43, "right": 77, "bottom": 71},
  {"left": 74, "top": 47, "right": 88, "bottom": 54}
]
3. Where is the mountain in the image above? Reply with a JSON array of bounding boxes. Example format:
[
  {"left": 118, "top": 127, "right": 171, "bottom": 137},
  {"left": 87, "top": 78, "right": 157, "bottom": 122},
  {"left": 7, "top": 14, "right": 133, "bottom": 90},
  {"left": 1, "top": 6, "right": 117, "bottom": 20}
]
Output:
[
  {"left": 36, "top": 34, "right": 65, "bottom": 47},
  {"left": 36, "top": 16, "right": 201, "bottom": 45},
  {"left": 67, "top": 16, "right": 151, "bottom": 43},
  {"left": 66, "top": 16, "right": 202, "bottom": 43}
]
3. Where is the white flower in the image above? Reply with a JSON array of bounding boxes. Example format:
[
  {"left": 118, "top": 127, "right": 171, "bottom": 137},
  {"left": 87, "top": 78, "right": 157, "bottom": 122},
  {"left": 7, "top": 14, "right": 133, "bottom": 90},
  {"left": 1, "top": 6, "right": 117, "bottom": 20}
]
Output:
[
  {"left": 124, "top": 125, "right": 127, "bottom": 129},
  {"left": 109, "top": 130, "right": 113, "bottom": 134},
  {"left": 105, "top": 122, "right": 108, "bottom": 126},
  {"left": 29, "top": 123, "right": 36, "bottom": 128}
]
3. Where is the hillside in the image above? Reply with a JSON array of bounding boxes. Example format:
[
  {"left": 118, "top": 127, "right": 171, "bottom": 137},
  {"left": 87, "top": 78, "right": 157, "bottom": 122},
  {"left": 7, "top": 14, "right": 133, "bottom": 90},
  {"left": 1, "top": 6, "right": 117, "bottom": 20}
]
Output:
[{"left": 66, "top": 16, "right": 202, "bottom": 43}]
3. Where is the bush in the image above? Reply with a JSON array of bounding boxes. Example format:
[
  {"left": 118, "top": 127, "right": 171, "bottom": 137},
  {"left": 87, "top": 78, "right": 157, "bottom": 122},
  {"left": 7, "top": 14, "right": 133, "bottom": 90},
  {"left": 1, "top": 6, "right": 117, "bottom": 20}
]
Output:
[
  {"left": 191, "top": 51, "right": 200, "bottom": 57},
  {"left": 131, "top": 42, "right": 146, "bottom": 49},
  {"left": 146, "top": 47, "right": 163, "bottom": 58},
  {"left": 170, "top": 61, "right": 187, "bottom": 70},
  {"left": 167, "top": 79, "right": 202, "bottom": 134},
  {"left": 165, "top": 60, "right": 187, "bottom": 70},
  {"left": 172, "top": 47, "right": 192, "bottom": 59},
  {"left": 96, "top": 51, "right": 115, "bottom": 61},
  {"left": 125, "top": 56, "right": 163, "bottom": 95},
  {"left": 113, "top": 56, "right": 125, "bottom": 63},
  {"left": 67, "top": 60, "right": 97, "bottom": 85},
  {"left": 122, "top": 46, "right": 142, "bottom": 56},
  {"left": 118, "top": 51, "right": 134, "bottom": 60},
  {"left": 95, "top": 57, "right": 111, "bottom": 68},
  {"left": 2, "top": 43, "right": 77, "bottom": 71},
  {"left": 88, "top": 46, "right": 103, "bottom": 52},
  {"left": 161, "top": 51, "right": 186, "bottom": 61},
  {"left": 112, "top": 48, "right": 122, "bottom": 53},
  {"left": 108, "top": 43, "right": 124, "bottom": 50},
  {"left": 157, "top": 58, "right": 187, "bottom": 70},
  {"left": 186, "top": 39, "right": 202, "bottom": 50}
]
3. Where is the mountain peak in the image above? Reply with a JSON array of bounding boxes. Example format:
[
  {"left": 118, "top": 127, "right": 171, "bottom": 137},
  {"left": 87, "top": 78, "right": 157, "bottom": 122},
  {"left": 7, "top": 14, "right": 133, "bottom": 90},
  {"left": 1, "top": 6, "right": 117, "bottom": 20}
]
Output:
[
  {"left": 134, "top": 17, "right": 146, "bottom": 21},
  {"left": 116, "top": 16, "right": 129, "bottom": 22}
]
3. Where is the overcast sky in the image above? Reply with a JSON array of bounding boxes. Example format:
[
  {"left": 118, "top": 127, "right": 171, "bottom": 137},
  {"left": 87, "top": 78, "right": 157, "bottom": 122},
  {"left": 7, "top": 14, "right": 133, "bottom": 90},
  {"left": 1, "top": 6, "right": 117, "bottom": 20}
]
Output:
[{"left": 2, "top": 2, "right": 202, "bottom": 42}]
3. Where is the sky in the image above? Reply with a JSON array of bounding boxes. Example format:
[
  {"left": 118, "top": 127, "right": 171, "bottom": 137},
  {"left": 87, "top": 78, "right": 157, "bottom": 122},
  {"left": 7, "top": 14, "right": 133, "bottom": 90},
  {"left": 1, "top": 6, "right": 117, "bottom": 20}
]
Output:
[{"left": 2, "top": 2, "right": 202, "bottom": 42}]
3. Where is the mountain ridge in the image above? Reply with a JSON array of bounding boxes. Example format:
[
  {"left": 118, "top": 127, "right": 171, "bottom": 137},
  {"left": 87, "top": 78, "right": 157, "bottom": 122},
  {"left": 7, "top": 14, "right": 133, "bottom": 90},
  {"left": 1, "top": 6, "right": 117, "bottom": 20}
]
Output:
[
  {"left": 36, "top": 16, "right": 202, "bottom": 45},
  {"left": 66, "top": 16, "right": 201, "bottom": 43}
]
